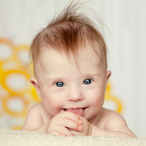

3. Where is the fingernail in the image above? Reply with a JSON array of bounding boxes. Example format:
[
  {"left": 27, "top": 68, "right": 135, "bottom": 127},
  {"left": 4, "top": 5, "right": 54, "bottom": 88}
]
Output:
[
  {"left": 61, "top": 134, "right": 66, "bottom": 137},
  {"left": 60, "top": 109, "right": 65, "bottom": 114},
  {"left": 78, "top": 120, "right": 82, "bottom": 124},
  {"left": 78, "top": 125, "right": 82, "bottom": 131}
]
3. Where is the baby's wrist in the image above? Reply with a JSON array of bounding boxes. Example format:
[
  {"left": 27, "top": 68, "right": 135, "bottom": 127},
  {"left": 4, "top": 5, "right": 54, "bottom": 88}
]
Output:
[
  {"left": 90, "top": 124, "right": 99, "bottom": 136},
  {"left": 43, "top": 121, "right": 50, "bottom": 133},
  {"left": 89, "top": 123, "right": 93, "bottom": 136}
]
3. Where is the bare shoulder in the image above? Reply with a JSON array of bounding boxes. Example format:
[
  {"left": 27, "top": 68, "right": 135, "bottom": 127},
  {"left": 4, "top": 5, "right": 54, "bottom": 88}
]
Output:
[
  {"left": 99, "top": 108, "right": 136, "bottom": 137},
  {"left": 22, "top": 103, "right": 47, "bottom": 130},
  {"left": 101, "top": 108, "right": 125, "bottom": 120},
  {"left": 100, "top": 108, "right": 127, "bottom": 129},
  {"left": 30, "top": 102, "right": 46, "bottom": 112},
  {"left": 26, "top": 102, "right": 46, "bottom": 116},
  {"left": 95, "top": 108, "right": 124, "bottom": 128}
]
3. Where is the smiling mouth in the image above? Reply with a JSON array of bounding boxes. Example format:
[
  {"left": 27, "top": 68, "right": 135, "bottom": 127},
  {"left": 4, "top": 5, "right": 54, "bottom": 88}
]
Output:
[
  {"left": 63, "top": 107, "right": 86, "bottom": 111},
  {"left": 63, "top": 107, "right": 87, "bottom": 116}
]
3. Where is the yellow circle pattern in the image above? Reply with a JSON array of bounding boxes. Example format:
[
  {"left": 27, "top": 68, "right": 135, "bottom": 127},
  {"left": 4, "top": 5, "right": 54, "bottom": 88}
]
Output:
[
  {"left": 0, "top": 39, "right": 41, "bottom": 130},
  {"left": 3, "top": 93, "right": 28, "bottom": 117},
  {"left": 0, "top": 38, "right": 123, "bottom": 130}
]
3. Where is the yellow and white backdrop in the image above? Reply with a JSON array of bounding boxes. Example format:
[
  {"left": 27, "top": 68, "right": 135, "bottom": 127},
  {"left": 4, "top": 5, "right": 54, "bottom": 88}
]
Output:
[{"left": 0, "top": 0, "right": 146, "bottom": 138}]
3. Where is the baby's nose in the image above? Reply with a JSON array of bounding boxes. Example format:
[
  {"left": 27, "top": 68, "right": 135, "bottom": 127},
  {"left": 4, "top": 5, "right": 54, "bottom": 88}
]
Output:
[{"left": 66, "top": 87, "right": 84, "bottom": 101}]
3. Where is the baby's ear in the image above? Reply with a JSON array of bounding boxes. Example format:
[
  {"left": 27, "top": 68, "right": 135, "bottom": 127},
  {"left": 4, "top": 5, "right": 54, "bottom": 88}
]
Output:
[
  {"left": 106, "top": 70, "right": 111, "bottom": 81},
  {"left": 105, "top": 70, "right": 111, "bottom": 90},
  {"left": 30, "top": 78, "right": 41, "bottom": 96}
]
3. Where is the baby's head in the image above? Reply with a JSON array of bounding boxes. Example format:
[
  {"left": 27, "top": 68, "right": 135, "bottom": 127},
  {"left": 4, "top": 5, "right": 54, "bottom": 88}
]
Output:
[
  {"left": 31, "top": 2, "right": 108, "bottom": 77},
  {"left": 30, "top": 2, "right": 111, "bottom": 120}
]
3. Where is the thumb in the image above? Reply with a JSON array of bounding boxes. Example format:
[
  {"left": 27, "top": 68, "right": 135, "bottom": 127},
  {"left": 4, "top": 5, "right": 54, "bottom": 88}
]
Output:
[{"left": 59, "top": 109, "right": 65, "bottom": 114}]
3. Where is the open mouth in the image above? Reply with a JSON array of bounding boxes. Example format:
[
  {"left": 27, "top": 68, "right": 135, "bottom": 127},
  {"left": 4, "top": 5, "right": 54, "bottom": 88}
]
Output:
[
  {"left": 63, "top": 107, "right": 87, "bottom": 116},
  {"left": 63, "top": 107, "right": 86, "bottom": 111}
]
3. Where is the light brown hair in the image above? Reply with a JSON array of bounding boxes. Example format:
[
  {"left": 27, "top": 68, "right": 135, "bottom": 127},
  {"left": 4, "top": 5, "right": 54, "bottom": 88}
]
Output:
[{"left": 30, "top": 1, "right": 107, "bottom": 74}]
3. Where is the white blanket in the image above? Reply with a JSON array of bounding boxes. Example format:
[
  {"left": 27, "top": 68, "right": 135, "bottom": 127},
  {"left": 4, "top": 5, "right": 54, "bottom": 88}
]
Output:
[{"left": 0, "top": 127, "right": 145, "bottom": 146}]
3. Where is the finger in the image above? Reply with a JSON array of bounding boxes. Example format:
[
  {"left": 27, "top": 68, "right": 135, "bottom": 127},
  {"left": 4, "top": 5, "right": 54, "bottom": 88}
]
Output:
[
  {"left": 48, "top": 125, "right": 74, "bottom": 136},
  {"left": 60, "top": 111, "right": 82, "bottom": 125},
  {"left": 57, "top": 117, "right": 82, "bottom": 132},
  {"left": 48, "top": 130, "right": 65, "bottom": 137},
  {"left": 59, "top": 109, "right": 65, "bottom": 114}
]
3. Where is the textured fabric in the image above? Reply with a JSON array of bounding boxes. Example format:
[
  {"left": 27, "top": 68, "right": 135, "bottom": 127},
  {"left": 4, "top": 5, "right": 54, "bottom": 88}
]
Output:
[{"left": 0, "top": 127, "right": 145, "bottom": 146}]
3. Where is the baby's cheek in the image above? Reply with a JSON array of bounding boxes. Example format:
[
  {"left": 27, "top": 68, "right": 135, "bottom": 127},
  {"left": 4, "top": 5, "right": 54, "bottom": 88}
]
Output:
[
  {"left": 53, "top": 97, "right": 65, "bottom": 109},
  {"left": 89, "top": 93, "right": 104, "bottom": 106},
  {"left": 53, "top": 102, "right": 62, "bottom": 110},
  {"left": 43, "top": 95, "right": 61, "bottom": 108},
  {"left": 51, "top": 86, "right": 65, "bottom": 93}
]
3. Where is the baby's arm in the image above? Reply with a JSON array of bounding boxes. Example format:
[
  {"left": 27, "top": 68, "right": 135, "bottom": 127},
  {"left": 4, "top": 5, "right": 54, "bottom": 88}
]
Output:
[
  {"left": 69, "top": 109, "right": 136, "bottom": 137},
  {"left": 91, "top": 110, "right": 136, "bottom": 137},
  {"left": 22, "top": 103, "right": 45, "bottom": 132},
  {"left": 22, "top": 104, "right": 82, "bottom": 136}
]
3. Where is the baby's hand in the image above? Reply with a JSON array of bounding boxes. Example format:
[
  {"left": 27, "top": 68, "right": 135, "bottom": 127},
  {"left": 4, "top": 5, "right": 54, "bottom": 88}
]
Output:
[
  {"left": 69, "top": 115, "right": 92, "bottom": 136},
  {"left": 46, "top": 110, "right": 82, "bottom": 136}
]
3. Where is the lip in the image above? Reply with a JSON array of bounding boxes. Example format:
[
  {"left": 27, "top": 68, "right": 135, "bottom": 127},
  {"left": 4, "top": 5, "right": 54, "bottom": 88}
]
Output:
[
  {"left": 63, "top": 107, "right": 87, "bottom": 116},
  {"left": 63, "top": 107, "right": 87, "bottom": 111}
]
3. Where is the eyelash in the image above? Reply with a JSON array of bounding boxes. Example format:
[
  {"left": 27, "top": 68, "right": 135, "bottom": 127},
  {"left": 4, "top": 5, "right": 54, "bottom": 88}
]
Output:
[
  {"left": 54, "top": 81, "right": 65, "bottom": 87},
  {"left": 83, "top": 78, "right": 94, "bottom": 85},
  {"left": 53, "top": 78, "right": 94, "bottom": 87}
]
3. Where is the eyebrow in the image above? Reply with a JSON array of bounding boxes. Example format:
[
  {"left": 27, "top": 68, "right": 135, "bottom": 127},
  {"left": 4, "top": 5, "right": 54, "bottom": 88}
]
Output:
[
  {"left": 45, "top": 77, "right": 68, "bottom": 83},
  {"left": 82, "top": 73, "right": 101, "bottom": 78},
  {"left": 46, "top": 73, "right": 101, "bottom": 81}
]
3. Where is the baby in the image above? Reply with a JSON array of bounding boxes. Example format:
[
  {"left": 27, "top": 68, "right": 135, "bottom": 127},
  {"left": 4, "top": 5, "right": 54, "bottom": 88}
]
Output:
[{"left": 22, "top": 2, "right": 136, "bottom": 137}]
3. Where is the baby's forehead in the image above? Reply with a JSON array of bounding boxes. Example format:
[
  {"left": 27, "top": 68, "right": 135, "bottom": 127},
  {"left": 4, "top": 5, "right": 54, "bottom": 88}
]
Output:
[
  {"left": 39, "top": 41, "right": 106, "bottom": 68},
  {"left": 80, "top": 41, "right": 105, "bottom": 58},
  {"left": 42, "top": 40, "right": 105, "bottom": 60},
  {"left": 34, "top": 43, "right": 107, "bottom": 79}
]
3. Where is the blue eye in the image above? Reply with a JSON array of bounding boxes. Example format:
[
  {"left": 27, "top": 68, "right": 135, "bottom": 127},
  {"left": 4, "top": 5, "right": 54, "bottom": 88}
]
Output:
[
  {"left": 84, "top": 79, "right": 92, "bottom": 85},
  {"left": 55, "top": 82, "right": 64, "bottom": 87}
]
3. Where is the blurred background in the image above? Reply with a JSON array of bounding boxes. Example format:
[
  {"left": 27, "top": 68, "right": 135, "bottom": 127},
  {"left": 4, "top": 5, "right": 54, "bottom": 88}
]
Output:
[{"left": 0, "top": 0, "right": 146, "bottom": 138}]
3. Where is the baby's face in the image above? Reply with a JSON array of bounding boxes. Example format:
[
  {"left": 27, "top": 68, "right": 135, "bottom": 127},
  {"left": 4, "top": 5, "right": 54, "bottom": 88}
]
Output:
[{"left": 32, "top": 43, "right": 111, "bottom": 123}]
